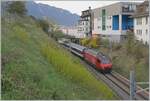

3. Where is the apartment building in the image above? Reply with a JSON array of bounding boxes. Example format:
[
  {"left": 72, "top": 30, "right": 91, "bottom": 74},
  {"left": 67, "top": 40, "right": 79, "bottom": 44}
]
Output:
[
  {"left": 60, "top": 26, "right": 83, "bottom": 38},
  {"left": 77, "top": 7, "right": 93, "bottom": 38},
  {"left": 60, "top": 26, "right": 68, "bottom": 34},
  {"left": 92, "top": 2, "right": 139, "bottom": 42},
  {"left": 132, "top": 1, "right": 149, "bottom": 44}
]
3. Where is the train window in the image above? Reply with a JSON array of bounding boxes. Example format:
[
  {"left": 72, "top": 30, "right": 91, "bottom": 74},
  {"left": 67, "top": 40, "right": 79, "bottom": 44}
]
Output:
[
  {"left": 71, "top": 47, "right": 81, "bottom": 53},
  {"left": 98, "top": 53, "right": 110, "bottom": 64},
  {"left": 97, "top": 59, "right": 100, "bottom": 63}
]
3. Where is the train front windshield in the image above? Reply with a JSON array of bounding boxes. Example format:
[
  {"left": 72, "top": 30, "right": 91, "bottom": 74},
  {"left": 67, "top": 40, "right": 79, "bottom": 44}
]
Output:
[{"left": 98, "top": 53, "right": 110, "bottom": 64}]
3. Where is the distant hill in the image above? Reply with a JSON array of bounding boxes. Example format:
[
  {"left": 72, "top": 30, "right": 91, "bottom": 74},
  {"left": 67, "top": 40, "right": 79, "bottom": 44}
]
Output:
[{"left": 26, "top": 1, "right": 80, "bottom": 26}]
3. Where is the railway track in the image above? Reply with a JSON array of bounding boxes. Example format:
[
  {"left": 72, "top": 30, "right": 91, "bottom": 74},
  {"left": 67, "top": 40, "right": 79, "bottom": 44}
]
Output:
[
  {"left": 111, "top": 71, "right": 149, "bottom": 100},
  {"left": 83, "top": 62, "right": 149, "bottom": 100},
  {"left": 61, "top": 43, "right": 149, "bottom": 100}
]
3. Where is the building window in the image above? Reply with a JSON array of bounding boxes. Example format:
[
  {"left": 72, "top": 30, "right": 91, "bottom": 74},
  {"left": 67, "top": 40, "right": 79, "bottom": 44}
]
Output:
[
  {"left": 102, "top": 9, "right": 106, "bottom": 30},
  {"left": 136, "top": 18, "right": 142, "bottom": 25},
  {"left": 107, "top": 16, "right": 111, "bottom": 20},
  {"left": 136, "top": 30, "right": 140, "bottom": 35},
  {"left": 146, "top": 29, "right": 148, "bottom": 35},
  {"left": 98, "top": 26, "right": 101, "bottom": 29},
  {"left": 87, "top": 17, "right": 89, "bottom": 20},
  {"left": 122, "top": 4, "right": 136, "bottom": 12},
  {"left": 122, "top": 5, "right": 129, "bottom": 12},
  {"left": 146, "top": 17, "right": 148, "bottom": 24},
  {"left": 140, "top": 30, "right": 142, "bottom": 35},
  {"left": 86, "top": 22, "right": 88, "bottom": 25},
  {"left": 86, "top": 28, "right": 88, "bottom": 31},
  {"left": 136, "top": 29, "right": 142, "bottom": 36},
  {"left": 146, "top": 6, "right": 149, "bottom": 12}
]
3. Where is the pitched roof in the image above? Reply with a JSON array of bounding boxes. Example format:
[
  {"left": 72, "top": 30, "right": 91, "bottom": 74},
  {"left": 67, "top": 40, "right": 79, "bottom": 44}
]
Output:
[{"left": 132, "top": 1, "right": 149, "bottom": 18}]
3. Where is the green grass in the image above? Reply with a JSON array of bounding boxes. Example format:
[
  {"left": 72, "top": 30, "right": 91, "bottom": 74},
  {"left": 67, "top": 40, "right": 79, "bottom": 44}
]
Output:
[
  {"left": 2, "top": 14, "right": 117, "bottom": 99},
  {"left": 40, "top": 41, "right": 115, "bottom": 99}
]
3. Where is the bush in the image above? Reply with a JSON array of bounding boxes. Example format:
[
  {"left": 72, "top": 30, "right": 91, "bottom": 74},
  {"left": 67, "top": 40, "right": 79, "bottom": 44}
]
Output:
[
  {"left": 37, "top": 19, "right": 49, "bottom": 34},
  {"left": 7, "top": 1, "right": 27, "bottom": 16},
  {"left": 80, "top": 38, "right": 90, "bottom": 46},
  {"left": 80, "top": 37, "right": 100, "bottom": 48},
  {"left": 132, "top": 42, "right": 144, "bottom": 62},
  {"left": 112, "top": 43, "right": 122, "bottom": 51},
  {"left": 101, "top": 38, "right": 109, "bottom": 48},
  {"left": 88, "top": 38, "right": 100, "bottom": 48},
  {"left": 50, "top": 30, "right": 65, "bottom": 40}
]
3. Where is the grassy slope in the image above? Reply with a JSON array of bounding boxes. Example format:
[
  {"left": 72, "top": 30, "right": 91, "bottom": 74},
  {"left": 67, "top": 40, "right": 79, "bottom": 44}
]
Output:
[{"left": 1, "top": 15, "right": 117, "bottom": 100}]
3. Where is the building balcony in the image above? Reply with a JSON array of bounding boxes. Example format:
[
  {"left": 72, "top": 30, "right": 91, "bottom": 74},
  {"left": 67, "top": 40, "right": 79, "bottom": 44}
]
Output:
[
  {"left": 122, "top": 8, "right": 135, "bottom": 13},
  {"left": 81, "top": 14, "right": 91, "bottom": 18},
  {"left": 81, "top": 10, "right": 91, "bottom": 18}
]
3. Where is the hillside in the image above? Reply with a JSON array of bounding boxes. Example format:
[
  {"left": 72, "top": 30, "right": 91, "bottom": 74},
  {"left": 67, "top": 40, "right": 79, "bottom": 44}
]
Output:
[
  {"left": 1, "top": 10, "right": 118, "bottom": 100},
  {"left": 26, "top": 1, "right": 79, "bottom": 26}
]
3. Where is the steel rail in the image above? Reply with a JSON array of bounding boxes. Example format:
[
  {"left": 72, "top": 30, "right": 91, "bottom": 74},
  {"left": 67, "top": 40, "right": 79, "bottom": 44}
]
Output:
[
  {"left": 61, "top": 43, "right": 149, "bottom": 100},
  {"left": 111, "top": 71, "right": 149, "bottom": 100}
]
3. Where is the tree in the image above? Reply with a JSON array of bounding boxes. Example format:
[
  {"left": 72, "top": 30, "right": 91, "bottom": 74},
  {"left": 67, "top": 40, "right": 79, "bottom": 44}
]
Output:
[
  {"left": 37, "top": 19, "right": 49, "bottom": 34},
  {"left": 126, "top": 30, "right": 135, "bottom": 54},
  {"left": 7, "top": 1, "right": 27, "bottom": 16},
  {"left": 133, "top": 43, "right": 143, "bottom": 62}
]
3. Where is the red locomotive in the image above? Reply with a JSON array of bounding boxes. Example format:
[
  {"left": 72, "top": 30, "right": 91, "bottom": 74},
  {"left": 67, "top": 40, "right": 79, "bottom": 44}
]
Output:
[
  {"left": 63, "top": 42, "right": 112, "bottom": 73},
  {"left": 83, "top": 49, "right": 112, "bottom": 73}
]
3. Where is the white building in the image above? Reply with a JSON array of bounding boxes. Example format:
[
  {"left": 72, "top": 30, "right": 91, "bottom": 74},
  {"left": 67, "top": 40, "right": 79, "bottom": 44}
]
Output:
[
  {"left": 60, "top": 26, "right": 83, "bottom": 38},
  {"left": 67, "top": 27, "right": 78, "bottom": 37},
  {"left": 92, "top": 2, "right": 139, "bottom": 42},
  {"left": 77, "top": 7, "right": 92, "bottom": 38},
  {"left": 77, "top": 20, "right": 89, "bottom": 38},
  {"left": 132, "top": 1, "right": 149, "bottom": 44}
]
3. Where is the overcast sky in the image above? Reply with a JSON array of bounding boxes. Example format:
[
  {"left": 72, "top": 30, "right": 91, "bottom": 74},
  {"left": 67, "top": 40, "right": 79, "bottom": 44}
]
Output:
[{"left": 35, "top": 1, "right": 144, "bottom": 15}]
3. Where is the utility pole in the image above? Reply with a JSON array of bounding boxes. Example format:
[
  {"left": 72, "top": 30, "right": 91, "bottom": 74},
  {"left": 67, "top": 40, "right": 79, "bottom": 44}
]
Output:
[
  {"left": 130, "top": 67, "right": 149, "bottom": 100},
  {"left": 109, "top": 35, "right": 112, "bottom": 60},
  {"left": 130, "top": 69, "right": 136, "bottom": 100}
]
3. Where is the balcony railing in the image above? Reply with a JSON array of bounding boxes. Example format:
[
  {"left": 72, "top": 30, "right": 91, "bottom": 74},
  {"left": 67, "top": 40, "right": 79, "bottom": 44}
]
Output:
[{"left": 122, "top": 7, "right": 136, "bottom": 13}]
